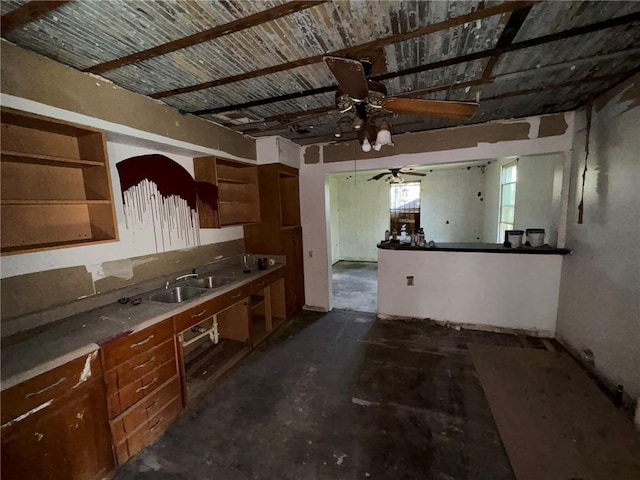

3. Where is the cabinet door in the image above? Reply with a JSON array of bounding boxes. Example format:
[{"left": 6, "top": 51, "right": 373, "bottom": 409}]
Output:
[
  {"left": 1, "top": 378, "right": 114, "bottom": 480},
  {"left": 283, "top": 227, "right": 304, "bottom": 315}
]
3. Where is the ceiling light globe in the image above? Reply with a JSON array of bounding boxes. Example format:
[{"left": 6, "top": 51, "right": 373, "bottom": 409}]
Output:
[
  {"left": 376, "top": 126, "right": 392, "bottom": 146},
  {"left": 362, "top": 137, "right": 372, "bottom": 152},
  {"left": 373, "top": 142, "right": 382, "bottom": 151}
]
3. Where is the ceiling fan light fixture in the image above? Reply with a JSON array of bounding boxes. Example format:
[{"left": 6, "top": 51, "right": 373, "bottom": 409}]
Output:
[
  {"left": 373, "top": 142, "right": 382, "bottom": 151},
  {"left": 361, "top": 137, "right": 372, "bottom": 152},
  {"left": 352, "top": 116, "right": 364, "bottom": 130}
]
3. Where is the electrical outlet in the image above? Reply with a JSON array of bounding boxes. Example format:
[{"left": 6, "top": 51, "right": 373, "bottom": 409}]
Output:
[{"left": 407, "top": 276, "right": 414, "bottom": 286}]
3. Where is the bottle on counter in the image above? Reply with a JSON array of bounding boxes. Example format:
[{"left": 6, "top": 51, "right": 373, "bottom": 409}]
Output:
[
  {"left": 384, "top": 229, "right": 390, "bottom": 241},
  {"left": 417, "top": 228, "right": 425, "bottom": 247},
  {"left": 410, "top": 232, "right": 416, "bottom": 247},
  {"left": 392, "top": 229, "right": 398, "bottom": 242},
  {"left": 400, "top": 224, "right": 407, "bottom": 242}
]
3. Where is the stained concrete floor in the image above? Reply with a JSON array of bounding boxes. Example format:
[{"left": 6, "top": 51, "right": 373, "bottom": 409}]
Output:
[
  {"left": 331, "top": 261, "right": 377, "bottom": 313},
  {"left": 115, "top": 310, "right": 517, "bottom": 480}
]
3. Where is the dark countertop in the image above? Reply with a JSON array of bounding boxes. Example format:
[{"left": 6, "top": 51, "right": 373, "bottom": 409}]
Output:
[
  {"left": 1, "top": 263, "right": 284, "bottom": 391},
  {"left": 377, "top": 241, "right": 571, "bottom": 255}
]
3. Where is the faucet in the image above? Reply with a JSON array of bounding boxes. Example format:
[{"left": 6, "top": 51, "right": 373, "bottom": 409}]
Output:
[
  {"left": 165, "top": 273, "right": 198, "bottom": 289},
  {"left": 175, "top": 273, "right": 198, "bottom": 282}
]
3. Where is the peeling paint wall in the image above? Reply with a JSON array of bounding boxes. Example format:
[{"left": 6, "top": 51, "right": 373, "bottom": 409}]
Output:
[{"left": 556, "top": 74, "right": 640, "bottom": 400}]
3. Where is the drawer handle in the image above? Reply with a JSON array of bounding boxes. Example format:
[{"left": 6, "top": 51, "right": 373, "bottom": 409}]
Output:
[
  {"left": 133, "top": 356, "right": 155, "bottom": 370},
  {"left": 135, "top": 377, "right": 158, "bottom": 393},
  {"left": 231, "top": 292, "right": 241, "bottom": 299},
  {"left": 145, "top": 400, "right": 158, "bottom": 412},
  {"left": 191, "top": 309, "right": 207, "bottom": 318},
  {"left": 130, "top": 335, "right": 154, "bottom": 348},
  {"left": 150, "top": 417, "right": 164, "bottom": 430},
  {"left": 256, "top": 281, "right": 265, "bottom": 286},
  {"left": 25, "top": 377, "right": 67, "bottom": 398}
]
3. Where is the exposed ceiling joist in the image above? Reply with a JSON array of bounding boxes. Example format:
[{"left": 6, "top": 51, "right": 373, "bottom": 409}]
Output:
[
  {"left": 482, "top": 4, "right": 535, "bottom": 79},
  {"left": 193, "top": 10, "right": 640, "bottom": 117},
  {"left": 0, "top": 0, "right": 69, "bottom": 34},
  {"left": 151, "top": 1, "right": 539, "bottom": 100},
  {"left": 84, "top": 1, "right": 326, "bottom": 75}
]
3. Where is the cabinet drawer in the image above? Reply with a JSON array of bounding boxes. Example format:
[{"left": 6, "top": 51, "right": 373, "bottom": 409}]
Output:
[
  {"left": 1, "top": 350, "right": 101, "bottom": 426},
  {"left": 110, "top": 375, "right": 181, "bottom": 445},
  {"left": 250, "top": 269, "right": 283, "bottom": 294},
  {"left": 114, "top": 395, "right": 182, "bottom": 465},
  {"left": 106, "top": 358, "right": 177, "bottom": 418},
  {"left": 173, "top": 284, "right": 251, "bottom": 333},
  {"left": 102, "top": 320, "right": 173, "bottom": 370},
  {"left": 104, "top": 339, "right": 175, "bottom": 396}
]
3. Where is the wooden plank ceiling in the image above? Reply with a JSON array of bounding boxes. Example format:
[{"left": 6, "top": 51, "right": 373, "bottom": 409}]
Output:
[{"left": 2, "top": 0, "right": 640, "bottom": 145}]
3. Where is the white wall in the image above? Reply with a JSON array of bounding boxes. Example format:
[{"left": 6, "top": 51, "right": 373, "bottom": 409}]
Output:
[
  {"left": 556, "top": 76, "right": 640, "bottom": 399},
  {"left": 378, "top": 249, "right": 562, "bottom": 335},
  {"left": 334, "top": 172, "right": 389, "bottom": 262},
  {"left": 328, "top": 176, "right": 341, "bottom": 265},
  {"left": 482, "top": 154, "right": 565, "bottom": 244},
  {"left": 420, "top": 166, "right": 485, "bottom": 242},
  {"left": 300, "top": 112, "right": 575, "bottom": 311}
]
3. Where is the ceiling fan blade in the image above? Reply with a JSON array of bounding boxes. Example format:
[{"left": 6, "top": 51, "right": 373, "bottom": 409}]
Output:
[
  {"left": 383, "top": 97, "right": 478, "bottom": 120},
  {"left": 323, "top": 56, "right": 369, "bottom": 101},
  {"left": 402, "top": 171, "right": 426, "bottom": 176},
  {"left": 368, "top": 172, "right": 388, "bottom": 181}
]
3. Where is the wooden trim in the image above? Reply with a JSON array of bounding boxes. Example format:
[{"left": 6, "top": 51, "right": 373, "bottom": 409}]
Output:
[
  {"left": 0, "top": 1, "right": 69, "bottom": 34},
  {"left": 151, "top": 1, "right": 539, "bottom": 99},
  {"left": 85, "top": 1, "right": 326, "bottom": 74}
]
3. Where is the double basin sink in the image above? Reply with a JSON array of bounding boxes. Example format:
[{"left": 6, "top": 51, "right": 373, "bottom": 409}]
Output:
[{"left": 149, "top": 275, "right": 235, "bottom": 304}]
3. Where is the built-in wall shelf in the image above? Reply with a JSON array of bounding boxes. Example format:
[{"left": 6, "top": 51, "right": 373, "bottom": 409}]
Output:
[
  {"left": 194, "top": 156, "right": 260, "bottom": 228},
  {"left": 1, "top": 150, "right": 104, "bottom": 168},
  {"left": 1, "top": 108, "right": 118, "bottom": 255}
]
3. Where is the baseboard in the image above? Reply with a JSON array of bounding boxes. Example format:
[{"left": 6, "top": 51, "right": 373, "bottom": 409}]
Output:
[
  {"left": 377, "top": 313, "right": 554, "bottom": 338},
  {"left": 303, "top": 305, "right": 328, "bottom": 313}
]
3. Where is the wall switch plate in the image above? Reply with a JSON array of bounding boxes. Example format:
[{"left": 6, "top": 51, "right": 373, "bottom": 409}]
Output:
[{"left": 407, "top": 276, "right": 414, "bottom": 286}]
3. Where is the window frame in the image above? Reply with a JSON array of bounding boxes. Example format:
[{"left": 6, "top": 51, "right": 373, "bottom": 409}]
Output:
[
  {"left": 389, "top": 181, "right": 421, "bottom": 235},
  {"left": 498, "top": 160, "right": 517, "bottom": 242}
]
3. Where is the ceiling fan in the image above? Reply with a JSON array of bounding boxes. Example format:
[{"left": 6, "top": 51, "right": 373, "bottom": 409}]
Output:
[
  {"left": 368, "top": 168, "right": 426, "bottom": 183},
  {"left": 323, "top": 56, "right": 479, "bottom": 127}
]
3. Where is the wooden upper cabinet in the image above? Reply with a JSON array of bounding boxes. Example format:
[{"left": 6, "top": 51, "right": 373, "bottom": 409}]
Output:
[
  {"left": 194, "top": 156, "right": 260, "bottom": 228},
  {"left": 0, "top": 108, "right": 118, "bottom": 255}
]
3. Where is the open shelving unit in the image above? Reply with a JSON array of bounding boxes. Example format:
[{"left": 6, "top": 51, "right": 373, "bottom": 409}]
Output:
[
  {"left": 194, "top": 156, "right": 260, "bottom": 228},
  {"left": 1, "top": 108, "right": 118, "bottom": 255}
]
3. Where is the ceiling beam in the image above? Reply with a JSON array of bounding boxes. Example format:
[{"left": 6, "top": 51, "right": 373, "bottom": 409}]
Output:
[
  {"left": 192, "top": 11, "right": 640, "bottom": 116},
  {"left": 481, "top": 3, "right": 535, "bottom": 79},
  {"left": 1, "top": 1, "right": 70, "bottom": 34},
  {"left": 372, "top": 11, "right": 640, "bottom": 82},
  {"left": 250, "top": 69, "right": 638, "bottom": 140},
  {"left": 224, "top": 47, "right": 640, "bottom": 130},
  {"left": 151, "top": 1, "right": 539, "bottom": 99},
  {"left": 83, "top": 1, "right": 326, "bottom": 75}
]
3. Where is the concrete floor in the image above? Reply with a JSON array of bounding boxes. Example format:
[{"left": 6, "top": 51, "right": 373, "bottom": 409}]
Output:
[
  {"left": 116, "top": 310, "right": 517, "bottom": 480},
  {"left": 331, "top": 261, "right": 377, "bottom": 313}
]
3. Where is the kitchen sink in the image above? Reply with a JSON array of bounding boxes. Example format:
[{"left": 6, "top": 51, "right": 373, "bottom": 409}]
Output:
[
  {"left": 149, "top": 286, "right": 207, "bottom": 303},
  {"left": 186, "top": 276, "right": 235, "bottom": 289}
]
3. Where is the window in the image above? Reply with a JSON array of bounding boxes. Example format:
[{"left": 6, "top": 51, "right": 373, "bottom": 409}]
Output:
[
  {"left": 498, "top": 161, "right": 517, "bottom": 242},
  {"left": 390, "top": 182, "right": 421, "bottom": 234}
]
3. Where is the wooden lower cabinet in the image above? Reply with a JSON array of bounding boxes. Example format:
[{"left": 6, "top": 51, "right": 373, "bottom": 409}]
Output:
[
  {"left": 101, "top": 318, "right": 182, "bottom": 465},
  {"left": 1, "top": 355, "right": 114, "bottom": 480}
]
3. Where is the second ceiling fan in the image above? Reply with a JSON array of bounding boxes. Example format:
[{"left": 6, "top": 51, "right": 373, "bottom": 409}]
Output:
[{"left": 368, "top": 168, "right": 426, "bottom": 183}]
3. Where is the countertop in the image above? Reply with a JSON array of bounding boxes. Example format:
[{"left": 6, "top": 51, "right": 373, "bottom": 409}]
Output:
[
  {"left": 377, "top": 241, "right": 571, "bottom": 255},
  {"left": 0, "top": 263, "right": 284, "bottom": 392}
]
